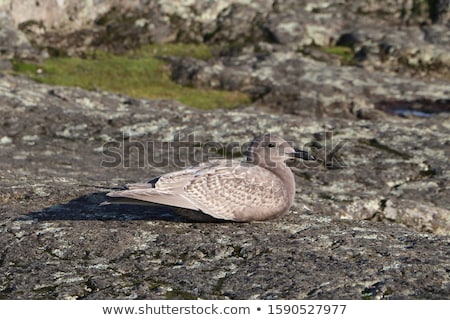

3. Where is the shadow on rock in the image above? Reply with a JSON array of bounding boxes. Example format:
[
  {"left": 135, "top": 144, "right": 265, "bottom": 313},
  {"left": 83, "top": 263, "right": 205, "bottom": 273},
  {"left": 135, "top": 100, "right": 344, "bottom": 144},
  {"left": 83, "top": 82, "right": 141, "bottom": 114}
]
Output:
[{"left": 20, "top": 192, "right": 226, "bottom": 223}]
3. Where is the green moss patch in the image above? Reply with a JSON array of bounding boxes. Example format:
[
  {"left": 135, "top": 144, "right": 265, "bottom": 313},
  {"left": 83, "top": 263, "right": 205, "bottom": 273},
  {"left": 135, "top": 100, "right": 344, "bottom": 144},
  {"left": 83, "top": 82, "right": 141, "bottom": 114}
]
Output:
[
  {"left": 320, "top": 46, "right": 354, "bottom": 62},
  {"left": 11, "top": 44, "right": 249, "bottom": 110}
]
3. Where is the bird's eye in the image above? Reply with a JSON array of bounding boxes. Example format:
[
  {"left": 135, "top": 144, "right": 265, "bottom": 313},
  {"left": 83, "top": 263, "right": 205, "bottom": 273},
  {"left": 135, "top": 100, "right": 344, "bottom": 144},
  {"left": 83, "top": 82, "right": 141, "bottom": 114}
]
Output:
[{"left": 267, "top": 143, "right": 276, "bottom": 148}]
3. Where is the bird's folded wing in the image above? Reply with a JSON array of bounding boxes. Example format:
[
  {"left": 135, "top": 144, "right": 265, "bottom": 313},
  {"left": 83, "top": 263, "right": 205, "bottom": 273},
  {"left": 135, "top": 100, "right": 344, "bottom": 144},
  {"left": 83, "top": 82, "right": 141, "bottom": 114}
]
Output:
[
  {"left": 107, "top": 167, "right": 202, "bottom": 211},
  {"left": 107, "top": 161, "right": 287, "bottom": 221},
  {"left": 106, "top": 163, "right": 224, "bottom": 210},
  {"left": 184, "top": 163, "right": 287, "bottom": 221}
]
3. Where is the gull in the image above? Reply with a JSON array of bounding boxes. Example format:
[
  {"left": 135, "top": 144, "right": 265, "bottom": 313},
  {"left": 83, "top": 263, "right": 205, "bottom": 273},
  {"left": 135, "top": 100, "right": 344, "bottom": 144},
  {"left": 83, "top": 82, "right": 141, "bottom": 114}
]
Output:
[{"left": 106, "top": 134, "right": 314, "bottom": 221}]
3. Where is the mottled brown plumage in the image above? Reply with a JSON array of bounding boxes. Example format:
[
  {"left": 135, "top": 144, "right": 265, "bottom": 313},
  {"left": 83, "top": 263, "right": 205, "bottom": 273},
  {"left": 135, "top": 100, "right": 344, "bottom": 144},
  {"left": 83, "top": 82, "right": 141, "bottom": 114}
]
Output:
[{"left": 106, "top": 134, "right": 314, "bottom": 221}]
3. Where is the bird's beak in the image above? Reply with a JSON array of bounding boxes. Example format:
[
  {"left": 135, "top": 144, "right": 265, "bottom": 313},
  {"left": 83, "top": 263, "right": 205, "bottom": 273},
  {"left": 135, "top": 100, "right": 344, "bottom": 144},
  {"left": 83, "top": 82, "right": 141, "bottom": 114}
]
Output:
[{"left": 288, "top": 148, "right": 315, "bottom": 161}]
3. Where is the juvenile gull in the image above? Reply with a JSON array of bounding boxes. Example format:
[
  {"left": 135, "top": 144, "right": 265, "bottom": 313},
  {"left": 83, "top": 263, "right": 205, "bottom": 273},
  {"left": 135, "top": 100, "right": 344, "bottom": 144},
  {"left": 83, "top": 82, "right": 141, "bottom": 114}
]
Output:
[{"left": 106, "top": 134, "right": 314, "bottom": 221}]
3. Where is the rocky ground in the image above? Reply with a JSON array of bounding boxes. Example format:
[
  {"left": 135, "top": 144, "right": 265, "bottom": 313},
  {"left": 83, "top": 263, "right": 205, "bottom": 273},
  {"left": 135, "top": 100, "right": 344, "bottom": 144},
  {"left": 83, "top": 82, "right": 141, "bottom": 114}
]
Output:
[{"left": 1, "top": 0, "right": 449, "bottom": 299}]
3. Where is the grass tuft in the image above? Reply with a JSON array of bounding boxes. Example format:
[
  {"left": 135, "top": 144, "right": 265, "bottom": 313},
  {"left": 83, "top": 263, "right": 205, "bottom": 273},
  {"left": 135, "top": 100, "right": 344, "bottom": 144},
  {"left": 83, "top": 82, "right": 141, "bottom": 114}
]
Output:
[{"left": 320, "top": 46, "right": 354, "bottom": 62}]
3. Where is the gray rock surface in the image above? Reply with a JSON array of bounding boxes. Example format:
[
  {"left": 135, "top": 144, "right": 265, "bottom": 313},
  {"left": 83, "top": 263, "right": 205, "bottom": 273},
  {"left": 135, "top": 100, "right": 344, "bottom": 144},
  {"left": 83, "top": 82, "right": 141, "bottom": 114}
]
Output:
[
  {"left": 1, "top": 0, "right": 450, "bottom": 300},
  {"left": 1, "top": 73, "right": 449, "bottom": 299},
  {"left": 168, "top": 51, "right": 450, "bottom": 117},
  {"left": 0, "top": 11, "right": 38, "bottom": 62}
]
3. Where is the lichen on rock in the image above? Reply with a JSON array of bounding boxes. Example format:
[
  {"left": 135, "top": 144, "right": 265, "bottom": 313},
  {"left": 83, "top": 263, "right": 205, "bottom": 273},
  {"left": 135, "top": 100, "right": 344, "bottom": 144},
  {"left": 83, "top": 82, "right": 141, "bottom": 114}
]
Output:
[{"left": 0, "top": 0, "right": 449, "bottom": 300}]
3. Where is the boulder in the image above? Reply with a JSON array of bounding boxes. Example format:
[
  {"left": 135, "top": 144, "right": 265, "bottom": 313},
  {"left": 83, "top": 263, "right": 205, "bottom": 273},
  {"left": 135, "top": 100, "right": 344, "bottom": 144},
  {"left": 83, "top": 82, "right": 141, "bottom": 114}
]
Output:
[
  {"left": 1, "top": 0, "right": 450, "bottom": 300},
  {"left": 0, "top": 73, "right": 449, "bottom": 299},
  {"left": 0, "top": 11, "right": 39, "bottom": 62},
  {"left": 168, "top": 51, "right": 450, "bottom": 117}
]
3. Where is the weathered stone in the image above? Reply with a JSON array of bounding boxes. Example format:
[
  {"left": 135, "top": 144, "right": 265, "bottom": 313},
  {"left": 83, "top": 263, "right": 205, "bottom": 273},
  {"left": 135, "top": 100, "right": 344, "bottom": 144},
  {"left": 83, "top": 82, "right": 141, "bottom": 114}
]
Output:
[
  {"left": 429, "top": 0, "right": 450, "bottom": 23},
  {"left": 169, "top": 51, "right": 450, "bottom": 117},
  {"left": 383, "top": 199, "right": 450, "bottom": 235},
  {"left": 266, "top": 1, "right": 345, "bottom": 47},
  {"left": 0, "top": 73, "right": 449, "bottom": 299},
  {"left": 1, "top": 0, "right": 450, "bottom": 300},
  {"left": 205, "top": 3, "right": 267, "bottom": 45},
  {"left": 0, "top": 11, "right": 39, "bottom": 60}
]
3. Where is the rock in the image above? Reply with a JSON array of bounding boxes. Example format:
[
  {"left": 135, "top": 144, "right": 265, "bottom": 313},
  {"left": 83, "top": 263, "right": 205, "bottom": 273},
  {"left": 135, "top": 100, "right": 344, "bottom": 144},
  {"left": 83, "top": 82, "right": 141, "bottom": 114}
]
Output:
[
  {"left": 169, "top": 51, "right": 450, "bottom": 117},
  {"left": 0, "top": 73, "right": 449, "bottom": 299},
  {"left": 429, "top": 0, "right": 450, "bottom": 23},
  {"left": 265, "top": 1, "right": 346, "bottom": 47},
  {"left": 0, "top": 59, "right": 13, "bottom": 71},
  {"left": 0, "top": 11, "right": 39, "bottom": 60},
  {"left": 383, "top": 199, "right": 450, "bottom": 235},
  {"left": 1, "top": 0, "right": 450, "bottom": 300}
]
